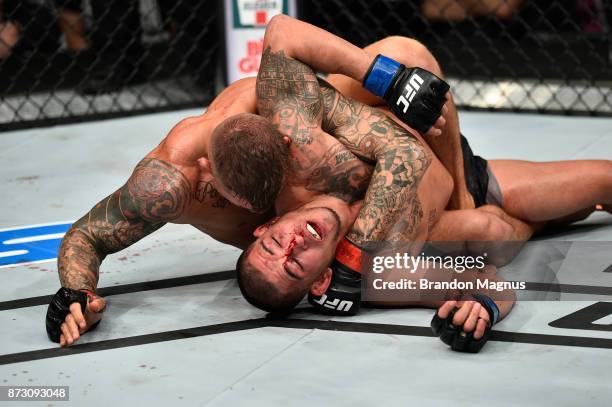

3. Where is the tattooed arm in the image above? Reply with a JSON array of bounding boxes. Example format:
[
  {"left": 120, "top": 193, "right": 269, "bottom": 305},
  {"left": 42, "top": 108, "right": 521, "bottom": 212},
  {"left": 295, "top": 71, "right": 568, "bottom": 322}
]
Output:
[
  {"left": 319, "top": 80, "right": 432, "bottom": 247},
  {"left": 58, "top": 158, "right": 190, "bottom": 290},
  {"left": 256, "top": 46, "right": 323, "bottom": 141},
  {"left": 256, "top": 40, "right": 430, "bottom": 247},
  {"left": 263, "top": 14, "right": 371, "bottom": 82}
]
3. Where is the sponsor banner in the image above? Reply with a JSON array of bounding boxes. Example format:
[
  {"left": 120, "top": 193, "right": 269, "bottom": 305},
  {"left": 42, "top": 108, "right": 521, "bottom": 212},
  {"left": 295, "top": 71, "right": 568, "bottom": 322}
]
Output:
[{"left": 224, "top": 0, "right": 296, "bottom": 83}]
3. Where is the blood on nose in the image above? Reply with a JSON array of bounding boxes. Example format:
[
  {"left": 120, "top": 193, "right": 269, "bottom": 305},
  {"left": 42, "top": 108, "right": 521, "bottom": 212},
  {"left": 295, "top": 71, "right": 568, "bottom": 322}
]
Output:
[
  {"left": 282, "top": 230, "right": 305, "bottom": 267},
  {"left": 283, "top": 236, "right": 297, "bottom": 268},
  {"left": 285, "top": 236, "right": 297, "bottom": 257}
]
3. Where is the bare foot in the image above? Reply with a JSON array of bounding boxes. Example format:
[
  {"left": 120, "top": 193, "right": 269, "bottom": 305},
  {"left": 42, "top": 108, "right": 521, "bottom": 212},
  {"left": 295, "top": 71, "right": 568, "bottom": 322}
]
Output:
[{"left": 0, "top": 21, "right": 20, "bottom": 59}]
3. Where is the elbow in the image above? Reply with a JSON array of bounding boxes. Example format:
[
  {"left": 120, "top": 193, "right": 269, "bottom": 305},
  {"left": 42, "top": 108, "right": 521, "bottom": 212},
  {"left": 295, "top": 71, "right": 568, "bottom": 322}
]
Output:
[
  {"left": 263, "top": 14, "right": 291, "bottom": 50},
  {"left": 267, "top": 13, "right": 290, "bottom": 28},
  {"left": 263, "top": 14, "right": 304, "bottom": 58}
]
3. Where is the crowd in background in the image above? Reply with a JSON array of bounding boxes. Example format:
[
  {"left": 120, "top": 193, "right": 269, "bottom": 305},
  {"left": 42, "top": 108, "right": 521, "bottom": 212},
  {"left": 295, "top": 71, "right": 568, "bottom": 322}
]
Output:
[
  {"left": 0, "top": 0, "right": 609, "bottom": 96},
  {"left": 0, "top": 0, "right": 212, "bottom": 93}
]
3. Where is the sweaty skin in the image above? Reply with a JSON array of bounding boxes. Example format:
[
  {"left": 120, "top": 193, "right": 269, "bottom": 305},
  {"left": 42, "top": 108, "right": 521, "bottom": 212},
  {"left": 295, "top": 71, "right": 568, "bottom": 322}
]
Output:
[
  {"left": 250, "top": 52, "right": 512, "bottom": 340},
  {"left": 56, "top": 78, "right": 269, "bottom": 346},
  {"left": 256, "top": 47, "right": 454, "bottom": 251},
  {"left": 58, "top": 19, "right": 612, "bottom": 345},
  {"left": 262, "top": 14, "right": 473, "bottom": 210},
  {"left": 55, "top": 56, "right": 453, "bottom": 346},
  {"left": 249, "top": 20, "right": 506, "bottom": 340},
  {"left": 244, "top": 16, "right": 611, "bottom": 342},
  {"left": 55, "top": 19, "right": 515, "bottom": 346}
]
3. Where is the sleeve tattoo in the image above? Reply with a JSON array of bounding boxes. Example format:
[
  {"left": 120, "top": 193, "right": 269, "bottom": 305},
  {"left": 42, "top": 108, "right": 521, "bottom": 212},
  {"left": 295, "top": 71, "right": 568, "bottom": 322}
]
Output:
[
  {"left": 256, "top": 47, "right": 431, "bottom": 247},
  {"left": 256, "top": 47, "right": 372, "bottom": 202},
  {"left": 319, "top": 81, "right": 432, "bottom": 247},
  {"left": 257, "top": 47, "right": 323, "bottom": 132},
  {"left": 58, "top": 158, "right": 191, "bottom": 290}
]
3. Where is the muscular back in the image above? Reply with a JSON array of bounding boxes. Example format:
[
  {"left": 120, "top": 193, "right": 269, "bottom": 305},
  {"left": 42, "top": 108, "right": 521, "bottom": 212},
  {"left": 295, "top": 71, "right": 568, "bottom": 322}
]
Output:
[
  {"left": 58, "top": 70, "right": 452, "bottom": 291},
  {"left": 147, "top": 80, "right": 271, "bottom": 246},
  {"left": 58, "top": 78, "right": 270, "bottom": 291}
]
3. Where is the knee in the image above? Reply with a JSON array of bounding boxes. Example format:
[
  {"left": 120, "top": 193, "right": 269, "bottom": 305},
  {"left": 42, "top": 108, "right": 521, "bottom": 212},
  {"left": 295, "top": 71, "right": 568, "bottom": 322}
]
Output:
[
  {"left": 487, "top": 217, "right": 513, "bottom": 241},
  {"left": 477, "top": 204, "right": 506, "bottom": 219},
  {"left": 373, "top": 36, "right": 441, "bottom": 76},
  {"left": 467, "top": 212, "right": 512, "bottom": 241},
  {"left": 591, "top": 160, "right": 612, "bottom": 194}
]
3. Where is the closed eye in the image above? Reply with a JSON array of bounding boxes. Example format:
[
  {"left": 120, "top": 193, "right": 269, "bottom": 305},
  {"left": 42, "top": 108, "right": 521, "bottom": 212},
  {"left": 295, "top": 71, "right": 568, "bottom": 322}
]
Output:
[
  {"left": 292, "top": 257, "right": 303, "bottom": 271},
  {"left": 283, "top": 263, "right": 300, "bottom": 280},
  {"left": 260, "top": 240, "right": 274, "bottom": 255}
]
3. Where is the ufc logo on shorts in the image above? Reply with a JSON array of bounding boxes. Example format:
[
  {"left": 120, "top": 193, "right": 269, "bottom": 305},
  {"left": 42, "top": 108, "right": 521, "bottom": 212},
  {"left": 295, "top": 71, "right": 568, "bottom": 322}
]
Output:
[
  {"left": 396, "top": 73, "right": 424, "bottom": 114},
  {"left": 312, "top": 294, "right": 353, "bottom": 312}
]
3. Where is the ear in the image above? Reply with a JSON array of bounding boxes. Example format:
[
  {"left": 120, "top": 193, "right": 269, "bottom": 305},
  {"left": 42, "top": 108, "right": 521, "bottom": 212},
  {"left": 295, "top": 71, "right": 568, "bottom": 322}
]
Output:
[
  {"left": 282, "top": 135, "right": 292, "bottom": 146},
  {"left": 197, "top": 157, "right": 214, "bottom": 182},
  {"left": 197, "top": 157, "right": 211, "bottom": 172},
  {"left": 309, "top": 267, "right": 332, "bottom": 296},
  {"left": 253, "top": 217, "right": 279, "bottom": 237}
]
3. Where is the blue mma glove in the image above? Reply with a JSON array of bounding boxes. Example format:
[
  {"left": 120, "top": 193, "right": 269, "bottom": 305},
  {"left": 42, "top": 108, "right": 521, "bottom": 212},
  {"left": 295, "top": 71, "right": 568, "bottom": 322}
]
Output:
[{"left": 363, "top": 54, "right": 449, "bottom": 134}]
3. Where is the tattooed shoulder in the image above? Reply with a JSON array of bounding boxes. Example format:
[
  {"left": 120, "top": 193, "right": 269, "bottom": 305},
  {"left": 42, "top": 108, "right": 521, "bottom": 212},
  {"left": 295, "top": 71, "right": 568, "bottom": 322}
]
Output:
[
  {"left": 58, "top": 157, "right": 191, "bottom": 289},
  {"left": 126, "top": 158, "right": 192, "bottom": 221}
]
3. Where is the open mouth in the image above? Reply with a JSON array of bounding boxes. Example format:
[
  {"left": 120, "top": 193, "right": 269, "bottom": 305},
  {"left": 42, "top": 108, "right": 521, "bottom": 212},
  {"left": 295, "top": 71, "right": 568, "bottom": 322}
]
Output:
[{"left": 305, "top": 221, "right": 323, "bottom": 241}]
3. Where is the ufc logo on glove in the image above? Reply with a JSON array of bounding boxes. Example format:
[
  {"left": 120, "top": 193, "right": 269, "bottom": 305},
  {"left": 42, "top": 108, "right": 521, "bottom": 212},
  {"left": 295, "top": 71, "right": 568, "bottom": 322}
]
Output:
[
  {"left": 396, "top": 73, "right": 424, "bottom": 114},
  {"left": 363, "top": 54, "right": 449, "bottom": 133},
  {"left": 311, "top": 294, "right": 354, "bottom": 312}
]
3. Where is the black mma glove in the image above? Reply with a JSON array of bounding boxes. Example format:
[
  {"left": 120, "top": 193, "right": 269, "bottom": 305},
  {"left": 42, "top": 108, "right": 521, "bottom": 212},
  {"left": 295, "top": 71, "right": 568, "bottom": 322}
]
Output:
[
  {"left": 430, "top": 293, "right": 500, "bottom": 353},
  {"left": 45, "top": 287, "right": 94, "bottom": 343},
  {"left": 363, "top": 54, "right": 449, "bottom": 134},
  {"left": 308, "top": 238, "right": 363, "bottom": 316}
]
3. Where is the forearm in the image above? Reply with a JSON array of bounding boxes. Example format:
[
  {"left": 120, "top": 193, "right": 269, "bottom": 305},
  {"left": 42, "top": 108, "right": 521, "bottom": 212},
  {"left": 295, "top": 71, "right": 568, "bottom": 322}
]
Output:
[
  {"left": 56, "top": 202, "right": 136, "bottom": 291},
  {"left": 58, "top": 209, "right": 164, "bottom": 291},
  {"left": 56, "top": 158, "right": 183, "bottom": 289},
  {"left": 319, "top": 84, "right": 434, "bottom": 247},
  {"left": 58, "top": 223, "right": 103, "bottom": 291},
  {"left": 346, "top": 141, "right": 431, "bottom": 248},
  {"left": 263, "top": 14, "right": 371, "bottom": 81}
]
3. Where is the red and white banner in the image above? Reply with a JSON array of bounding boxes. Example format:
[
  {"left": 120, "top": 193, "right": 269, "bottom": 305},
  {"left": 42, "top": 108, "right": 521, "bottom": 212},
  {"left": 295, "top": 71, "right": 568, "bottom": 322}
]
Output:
[{"left": 224, "top": 0, "right": 297, "bottom": 84}]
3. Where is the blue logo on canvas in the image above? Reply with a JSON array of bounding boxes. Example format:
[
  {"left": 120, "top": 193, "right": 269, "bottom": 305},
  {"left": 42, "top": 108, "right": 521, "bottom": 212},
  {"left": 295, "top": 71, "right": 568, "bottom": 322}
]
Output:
[{"left": 0, "top": 222, "right": 72, "bottom": 267}]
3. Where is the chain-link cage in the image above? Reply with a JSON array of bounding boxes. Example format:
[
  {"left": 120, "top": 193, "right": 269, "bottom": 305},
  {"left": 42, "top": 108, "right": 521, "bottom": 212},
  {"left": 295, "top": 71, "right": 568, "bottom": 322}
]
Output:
[
  {"left": 0, "top": 0, "right": 219, "bottom": 130},
  {"left": 299, "top": 0, "right": 612, "bottom": 116},
  {"left": 2, "top": 1, "right": 611, "bottom": 131}
]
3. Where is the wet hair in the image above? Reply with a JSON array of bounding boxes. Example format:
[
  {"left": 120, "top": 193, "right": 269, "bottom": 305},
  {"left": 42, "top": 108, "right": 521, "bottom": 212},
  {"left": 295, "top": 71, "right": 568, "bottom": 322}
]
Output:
[
  {"left": 211, "top": 113, "right": 290, "bottom": 213},
  {"left": 236, "top": 247, "right": 306, "bottom": 315}
]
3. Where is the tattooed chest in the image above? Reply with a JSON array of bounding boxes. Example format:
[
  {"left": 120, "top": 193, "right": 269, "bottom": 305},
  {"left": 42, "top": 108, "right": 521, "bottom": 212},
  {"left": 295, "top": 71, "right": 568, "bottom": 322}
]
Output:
[{"left": 193, "top": 181, "right": 231, "bottom": 209}]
